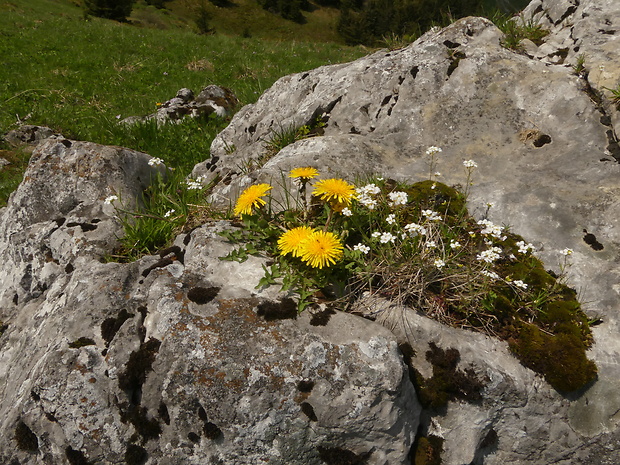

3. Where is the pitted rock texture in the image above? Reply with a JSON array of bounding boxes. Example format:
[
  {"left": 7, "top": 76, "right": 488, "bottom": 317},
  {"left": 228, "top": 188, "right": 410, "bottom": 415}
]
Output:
[
  {"left": 121, "top": 85, "right": 238, "bottom": 126},
  {"left": 0, "top": 138, "right": 418, "bottom": 463},
  {"left": 191, "top": 2, "right": 620, "bottom": 463}
]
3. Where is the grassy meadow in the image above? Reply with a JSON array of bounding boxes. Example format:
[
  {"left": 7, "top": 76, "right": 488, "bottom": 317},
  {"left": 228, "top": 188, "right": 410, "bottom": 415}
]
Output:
[{"left": 0, "top": 0, "right": 368, "bottom": 205}]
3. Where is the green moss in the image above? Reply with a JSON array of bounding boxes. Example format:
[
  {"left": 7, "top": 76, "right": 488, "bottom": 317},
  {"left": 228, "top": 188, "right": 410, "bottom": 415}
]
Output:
[
  {"left": 509, "top": 323, "right": 597, "bottom": 392},
  {"left": 413, "top": 435, "right": 443, "bottom": 465},
  {"left": 403, "top": 181, "right": 467, "bottom": 222},
  {"left": 68, "top": 337, "right": 96, "bottom": 349}
]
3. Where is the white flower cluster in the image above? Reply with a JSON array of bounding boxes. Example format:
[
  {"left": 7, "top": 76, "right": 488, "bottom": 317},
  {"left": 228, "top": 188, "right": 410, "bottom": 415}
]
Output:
[
  {"left": 356, "top": 183, "right": 381, "bottom": 210},
  {"left": 104, "top": 195, "right": 118, "bottom": 205},
  {"left": 388, "top": 191, "right": 408, "bottom": 206},
  {"left": 560, "top": 248, "right": 574, "bottom": 256},
  {"left": 426, "top": 146, "right": 442, "bottom": 156},
  {"left": 380, "top": 232, "right": 396, "bottom": 244},
  {"left": 434, "top": 259, "right": 446, "bottom": 269},
  {"left": 186, "top": 175, "right": 206, "bottom": 190},
  {"left": 354, "top": 243, "right": 370, "bottom": 254},
  {"left": 477, "top": 219, "right": 506, "bottom": 240},
  {"left": 164, "top": 209, "right": 175, "bottom": 218},
  {"left": 386, "top": 214, "right": 396, "bottom": 224},
  {"left": 341, "top": 207, "right": 352, "bottom": 217},
  {"left": 513, "top": 280, "right": 528, "bottom": 290},
  {"left": 516, "top": 240, "right": 535, "bottom": 254},
  {"left": 422, "top": 210, "right": 442, "bottom": 221},
  {"left": 449, "top": 240, "right": 461, "bottom": 249},
  {"left": 404, "top": 222, "right": 427, "bottom": 236},
  {"left": 476, "top": 246, "right": 502, "bottom": 263},
  {"left": 481, "top": 270, "right": 500, "bottom": 280},
  {"left": 463, "top": 159, "right": 478, "bottom": 169},
  {"left": 148, "top": 157, "right": 164, "bottom": 167}
]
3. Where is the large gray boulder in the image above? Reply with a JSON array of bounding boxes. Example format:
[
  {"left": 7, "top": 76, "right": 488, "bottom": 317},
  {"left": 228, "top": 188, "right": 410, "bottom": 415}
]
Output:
[
  {"left": 0, "top": 140, "right": 418, "bottom": 462},
  {"left": 191, "top": 0, "right": 620, "bottom": 463}
]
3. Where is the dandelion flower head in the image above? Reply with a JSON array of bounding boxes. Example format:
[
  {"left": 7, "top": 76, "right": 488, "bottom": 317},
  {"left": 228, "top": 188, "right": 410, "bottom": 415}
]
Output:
[
  {"left": 289, "top": 167, "right": 319, "bottom": 182},
  {"left": 299, "top": 230, "right": 344, "bottom": 269},
  {"left": 278, "top": 226, "right": 314, "bottom": 257},
  {"left": 313, "top": 178, "right": 357, "bottom": 208},
  {"left": 234, "top": 183, "right": 272, "bottom": 216}
]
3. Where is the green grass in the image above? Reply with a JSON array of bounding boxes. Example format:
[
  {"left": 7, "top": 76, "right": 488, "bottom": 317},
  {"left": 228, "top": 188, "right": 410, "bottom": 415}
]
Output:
[{"left": 0, "top": 0, "right": 367, "bottom": 206}]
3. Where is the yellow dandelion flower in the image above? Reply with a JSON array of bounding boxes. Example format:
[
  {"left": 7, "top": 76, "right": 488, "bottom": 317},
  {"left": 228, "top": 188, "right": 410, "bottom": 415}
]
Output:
[
  {"left": 299, "top": 230, "right": 344, "bottom": 269},
  {"left": 312, "top": 178, "right": 357, "bottom": 208},
  {"left": 289, "top": 167, "right": 319, "bottom": 181},
  {"left": 277, "top": 226, "right": 314, "bottom": 257},
  {"left": 233, "top": 183, "right": 272, "bottom": 216}
]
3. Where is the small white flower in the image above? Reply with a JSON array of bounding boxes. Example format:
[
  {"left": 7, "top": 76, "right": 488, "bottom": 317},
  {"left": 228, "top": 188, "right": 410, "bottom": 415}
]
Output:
[
  {"left": 386, "top": 214, "right": 396, "bottom": 224},
  {"left": 376, "top": 177, "right": 384, "bottom": 181},
  {"left": 434, "top": 259, "right": 446, "bottom": 269},
  {"left": 354, "top": 243, "right": 370, "bottom": 254},
  {"left": 380, "top": 232, "right": 396, "bottom": 244},
  {"left": 422, "top": 209, "right": 442, "bottom": 221},
  {"left": 356, "top": 183, "right": 381, "bottom": 196},
  {"left": 476, "top": 246, "right": 502, "bottom": 263},
  {"left": 425, "top": 146, "right": 442, "bottom": 156},
  {"left": 463, "top": 159, "right": 478, "bottom": 168},
  {"left": 431, "top": 183, "right": 437, "bottom": 190},
  {"left": 388, "top": 191, "right": 408, "bottom": 206},
  {"left": 477, "top": 219, "right": 504, "bottom": 239},
  {"left": 186, "top": 179, "right": 203, "bottom": 190},
  {"left": 341, "top": 207, "right": 352, "bottom": 217},
  {"left": 404, "top": 223, "right": 426, "bottom": 236},
  {"left": 148, "top": 157, "right": 164, "bottom": 166},
  {"left": 371, "top": 232, "right": 381, "bottom": 238},
  {"left": 560, "top": 248, "right": 574, "bottom": 256},
  {"left": 115, "top": 114, "right": 121, "bottom": 119},
  {"left": 481, "top": 270, "right": 500, "bottom": 280},
  {"left": 425, "top": 240, "right": 437, "bottom": 249},
  {"left": 434, "top": 172, "right": 442, "bottom": 177},
  {"left": 513, "top": 280, "right": 528, "bottom": 290},
  {"left": 516, "top": 240, "right": 535, "bottom": 254},
  {"left": 164, "top": 209, "right": 175, "bottom": 218},
  {"left": 450, "top": 240, "right": 461, "bottom": 249},
  {"left": 104, "top": 195, "right": 118, "bottom": 205},
  {"left": 486, "top": 202, "right": 495, "bottom": 209}
]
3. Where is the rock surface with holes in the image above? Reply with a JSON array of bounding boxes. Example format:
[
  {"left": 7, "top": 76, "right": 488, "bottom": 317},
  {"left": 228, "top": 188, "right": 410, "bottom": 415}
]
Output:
[
  {"left": 121, "top": 85, "right": 239, "bottom": 126},
  {"left": 2, "top": 0, "right": 620, "bottom": 464},
  {"left": 192, "top": 1, "right": 620, "bottom": 463},
  {"left": 0, "top": 142, "right": 418, "bottom": 463}
]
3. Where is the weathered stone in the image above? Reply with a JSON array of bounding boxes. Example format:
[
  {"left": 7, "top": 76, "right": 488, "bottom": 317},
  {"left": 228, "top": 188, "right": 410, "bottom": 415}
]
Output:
[
  {"left": 0, "top": 139, "right": 417, "bottom": 463},
  {"left": 190, "top": 3, "right": 620, "bottom": 463},
  {"left": 3, "top": 124, "right": 57, "bottom": 147},
  {"left": 122, "top": 85, "right": 238, "bottom": 126}
]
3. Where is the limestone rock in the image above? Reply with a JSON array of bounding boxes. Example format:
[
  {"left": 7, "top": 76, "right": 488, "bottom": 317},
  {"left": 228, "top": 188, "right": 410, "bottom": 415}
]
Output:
[
  {"left": 0, "top": 144, "right": 418, "bottom": 463},
  {"left": 3, "top": 124, "right": 58, "bottom": 149},
  {"left": 191, "top": 3, "right": 620, "bottom": 463},
  {"left": 122, "top": 85, "right": 239, "bottom": 126}
]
